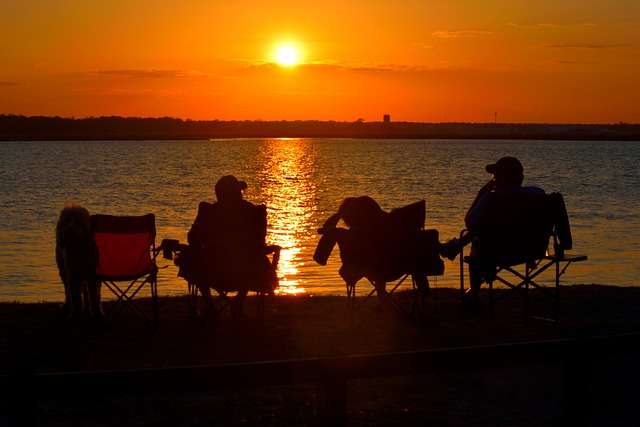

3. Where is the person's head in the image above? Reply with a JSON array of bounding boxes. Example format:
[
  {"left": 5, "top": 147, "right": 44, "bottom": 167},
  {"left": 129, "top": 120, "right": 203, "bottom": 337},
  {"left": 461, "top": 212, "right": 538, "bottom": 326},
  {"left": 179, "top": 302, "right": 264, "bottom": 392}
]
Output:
[
  {"left": 339, "top": 196, "right": 383, "bottom": 227},
  {"left": 485, "top": 156, "right": 524, "bottom": 188},
  {"left": 338, "top": 197, "right": 358, "bottom": 227},
  {"left": 214, "top": 175, "right": 247, "bottom": 203}
]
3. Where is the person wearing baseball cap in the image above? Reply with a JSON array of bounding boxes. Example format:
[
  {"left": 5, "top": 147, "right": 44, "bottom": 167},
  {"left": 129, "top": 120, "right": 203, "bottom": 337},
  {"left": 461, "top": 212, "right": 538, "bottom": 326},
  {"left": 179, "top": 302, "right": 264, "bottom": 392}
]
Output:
[
  {"left": 440, "top": 156, "right": 544, "bottom": 308},
  {"left": 485, "top": 156, "right": 524, "bottom": 180},
  {"left": 186, "top": 175, "right": 278, "bottom": 320},
  {"left": 214, "top": 174, "right": 248, "bottom": 203}
]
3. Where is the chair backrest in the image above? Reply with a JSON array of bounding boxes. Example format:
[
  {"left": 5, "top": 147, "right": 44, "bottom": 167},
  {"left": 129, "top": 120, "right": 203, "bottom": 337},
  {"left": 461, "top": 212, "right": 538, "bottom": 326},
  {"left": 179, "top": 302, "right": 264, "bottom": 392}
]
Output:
[
  {"left": 474, "top": 192, "right": 558, "bottom": 267},
  {"left": 384, "top": 199, "right": 426, "bottom": 265},
  {"left": 548, "top": 192, "right": 573, "bottom": 250},
  {"left": 386, "top": 200, "right": 444, "bottom": 277},
  {"left": 186, "top": 202, "right": 277, "bottom": 292},
  {"left": 188, "top": 201, "right": 268, "bottom": 256},
  {"left": 91, "top": 214, "right": 156, "bottom": 279},
  {"left": 387, "top": 200, "right": 426, "bottom": 234}
]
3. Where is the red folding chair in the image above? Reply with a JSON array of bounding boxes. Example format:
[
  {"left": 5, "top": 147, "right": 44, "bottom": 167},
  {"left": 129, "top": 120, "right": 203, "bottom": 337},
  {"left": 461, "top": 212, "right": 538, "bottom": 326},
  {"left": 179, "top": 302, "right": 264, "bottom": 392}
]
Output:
[{"left": 92, "top": 213, "right": 159, "bottom": 329}]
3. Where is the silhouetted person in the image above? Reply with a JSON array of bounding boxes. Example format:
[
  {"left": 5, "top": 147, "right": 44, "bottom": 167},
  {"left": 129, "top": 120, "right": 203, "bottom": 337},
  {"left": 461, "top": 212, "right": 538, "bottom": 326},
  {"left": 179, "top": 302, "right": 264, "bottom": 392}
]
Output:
[
  {"left": 315, "top": 196, "right": 440, "bottom": 301},
  {"left": 441, "top": 156, "right": 544, "bottom": 306},
  {"left": 316, "top": 196, "right": 390, "bottom": 300},
  {"left": 187, "top": 175, "right": 277, "bottom": 319}
]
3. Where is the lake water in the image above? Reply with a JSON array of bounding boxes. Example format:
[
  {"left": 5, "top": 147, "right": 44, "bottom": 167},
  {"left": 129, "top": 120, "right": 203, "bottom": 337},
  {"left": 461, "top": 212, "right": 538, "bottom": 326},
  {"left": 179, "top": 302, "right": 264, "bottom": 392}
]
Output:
[{"left": 0, "top": 138, "right": 638, "bottom": 302}]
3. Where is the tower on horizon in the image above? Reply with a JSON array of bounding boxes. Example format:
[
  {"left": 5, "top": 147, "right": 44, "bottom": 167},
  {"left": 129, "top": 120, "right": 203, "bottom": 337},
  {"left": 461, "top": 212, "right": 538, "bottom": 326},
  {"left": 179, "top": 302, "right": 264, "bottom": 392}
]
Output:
[{"left": 383, "top": 114, "right": 390, "bottom": 124}]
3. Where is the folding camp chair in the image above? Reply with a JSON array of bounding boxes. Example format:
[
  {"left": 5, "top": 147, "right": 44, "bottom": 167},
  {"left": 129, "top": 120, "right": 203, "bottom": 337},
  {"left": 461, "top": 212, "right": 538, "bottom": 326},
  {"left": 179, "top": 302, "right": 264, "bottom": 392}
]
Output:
[
  {"left": 459, "top": 192, "right": 587, "bottom": 321},
  {"left": 341, "top": 267, "right": 431, "bottom": 327},
  {"left": 92, "top": 213, "right": 159, "bottom": 329},
  {"left": 173, "top": 243, "right": 281, "bottom": 324},
  {"left": 165, "top": 201, "right": 281, "bottom": 324},
  {"left": 315, "top": 200, "right": 445, "bottom": 326}
]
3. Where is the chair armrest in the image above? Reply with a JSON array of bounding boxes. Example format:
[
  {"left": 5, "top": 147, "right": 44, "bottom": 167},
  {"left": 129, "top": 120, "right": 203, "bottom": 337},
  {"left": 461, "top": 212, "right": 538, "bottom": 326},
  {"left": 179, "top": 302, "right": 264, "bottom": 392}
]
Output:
[
  {"left": 545, "top": 254, "right": 588, "bottom": 262},
  {"left": 266, "top": 245, "right": 282, "bottom": 268},
  {"left": 266, "top": 244, "right": 282, "bottom": 255}
]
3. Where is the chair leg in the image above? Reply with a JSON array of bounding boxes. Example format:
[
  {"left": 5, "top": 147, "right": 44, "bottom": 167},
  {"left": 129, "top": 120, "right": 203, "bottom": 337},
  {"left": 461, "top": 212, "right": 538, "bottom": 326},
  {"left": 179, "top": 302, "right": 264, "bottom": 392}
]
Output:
[
  {"left": 459, "top": 239, "right": 467, "bottom": 315},
  {"left": 187, "top": 281, "right": 198, "bottom": 320},
  {"left": 525, "top": 265, "right": 531, "bottom": 318},
  {"left": 103, "top": 278, "right": 158, "bottom": 329},
  {"left": 459, "top": 253, "right": 465, "bottom": 303},
  {"left": 345, "top": 281, "right": 356, "bottom": 324},
  {"left": 256, "top": 292, "right": 265, "bottom": 326},
  {"left": 151, "top": 277, "right": 159, "bottom": 330},
  {"left": 489, "top": 280, "right": 494, "bottom": 320},
  {"left": 555, "top": 260, "right": 560, "bottom": 322},
  {"left": 411, "top": 276, "right": 426, "bottom": 321}
]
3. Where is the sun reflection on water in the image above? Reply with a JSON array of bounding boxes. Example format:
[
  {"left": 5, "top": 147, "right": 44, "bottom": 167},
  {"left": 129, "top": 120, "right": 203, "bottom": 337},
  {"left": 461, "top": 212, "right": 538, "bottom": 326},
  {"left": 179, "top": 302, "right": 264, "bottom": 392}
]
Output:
[{"left": 253, "top": 138, "right": 319, "bottom": 295}]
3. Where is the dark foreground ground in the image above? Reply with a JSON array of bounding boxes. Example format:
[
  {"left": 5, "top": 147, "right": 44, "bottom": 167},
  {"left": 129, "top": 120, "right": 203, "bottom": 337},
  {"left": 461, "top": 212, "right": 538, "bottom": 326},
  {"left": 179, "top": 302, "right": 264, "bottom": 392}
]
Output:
[{"left": 1, "top": 285, "right": 639, "bottom": 426}]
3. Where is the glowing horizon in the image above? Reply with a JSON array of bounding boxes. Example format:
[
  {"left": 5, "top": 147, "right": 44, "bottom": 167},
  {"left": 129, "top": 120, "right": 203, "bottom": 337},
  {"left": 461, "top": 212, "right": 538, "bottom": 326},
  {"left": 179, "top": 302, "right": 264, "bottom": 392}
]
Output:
[{"left": 1, "top": 1, "right": 639, "bottom": 124}]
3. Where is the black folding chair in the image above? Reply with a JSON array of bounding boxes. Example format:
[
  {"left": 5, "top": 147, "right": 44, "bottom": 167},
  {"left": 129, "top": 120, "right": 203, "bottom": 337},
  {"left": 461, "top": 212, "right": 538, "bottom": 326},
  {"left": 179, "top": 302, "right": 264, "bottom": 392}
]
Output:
[
  {"left": 316, "top": 200, "right": 445, "bottom": 326},
  {"left": 459, "top": 192, "right": 587, "bottom": 321},
  {"left": 177, "top": 244, "right": 281, "bottom": 324},
  {"left": 165, "top": 202, "right": 281, "bottom": 325}
]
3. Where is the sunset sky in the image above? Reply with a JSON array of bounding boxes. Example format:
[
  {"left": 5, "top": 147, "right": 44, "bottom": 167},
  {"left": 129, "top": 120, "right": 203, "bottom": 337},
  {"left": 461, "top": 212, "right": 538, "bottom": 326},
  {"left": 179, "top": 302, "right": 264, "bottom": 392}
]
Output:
[{"left": 1, "top": 1, "right": 639, "bottom": 124}]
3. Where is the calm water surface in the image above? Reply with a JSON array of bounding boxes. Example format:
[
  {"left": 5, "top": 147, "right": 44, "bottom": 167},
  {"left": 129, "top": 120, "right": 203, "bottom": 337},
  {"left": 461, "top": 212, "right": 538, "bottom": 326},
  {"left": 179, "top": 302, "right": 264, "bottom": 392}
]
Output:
[{"left": 0, "top": 139, "right": 638, "bottom": 302}]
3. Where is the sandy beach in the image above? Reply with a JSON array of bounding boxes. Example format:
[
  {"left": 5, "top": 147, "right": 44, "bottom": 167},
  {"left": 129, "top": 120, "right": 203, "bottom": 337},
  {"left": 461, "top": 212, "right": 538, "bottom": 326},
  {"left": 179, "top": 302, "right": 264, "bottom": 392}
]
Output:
[{"left": 1, "top": 284, "right": 639, "bottom": 426}]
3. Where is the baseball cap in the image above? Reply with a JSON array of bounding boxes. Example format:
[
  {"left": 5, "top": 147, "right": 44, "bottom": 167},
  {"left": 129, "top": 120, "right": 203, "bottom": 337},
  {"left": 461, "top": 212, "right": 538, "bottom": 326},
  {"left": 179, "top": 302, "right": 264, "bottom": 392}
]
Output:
[{"left": 485, "top": 156, "right": 523, "bottom": 177}]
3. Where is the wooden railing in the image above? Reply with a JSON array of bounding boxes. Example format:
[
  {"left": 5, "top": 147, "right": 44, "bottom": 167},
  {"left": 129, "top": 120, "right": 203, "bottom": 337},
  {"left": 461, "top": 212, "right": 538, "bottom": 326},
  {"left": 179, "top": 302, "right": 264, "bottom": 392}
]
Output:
[{"left": 2, "top": 333, "right": 638, "bottom": 426}]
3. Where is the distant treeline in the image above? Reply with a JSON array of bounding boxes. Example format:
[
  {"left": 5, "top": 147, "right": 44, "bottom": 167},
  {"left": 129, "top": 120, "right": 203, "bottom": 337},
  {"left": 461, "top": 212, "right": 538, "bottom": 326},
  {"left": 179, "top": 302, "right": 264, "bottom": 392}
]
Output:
[{"left": 1, "top": 114, "right": 639, "bottom": 141}]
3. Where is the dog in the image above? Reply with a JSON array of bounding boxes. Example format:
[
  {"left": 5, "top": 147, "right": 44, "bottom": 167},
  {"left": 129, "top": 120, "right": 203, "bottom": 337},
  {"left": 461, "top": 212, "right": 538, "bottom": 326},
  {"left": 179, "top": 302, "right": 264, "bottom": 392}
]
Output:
[{"left": 55, "top": 202, "right": 102, "bottom": 321}]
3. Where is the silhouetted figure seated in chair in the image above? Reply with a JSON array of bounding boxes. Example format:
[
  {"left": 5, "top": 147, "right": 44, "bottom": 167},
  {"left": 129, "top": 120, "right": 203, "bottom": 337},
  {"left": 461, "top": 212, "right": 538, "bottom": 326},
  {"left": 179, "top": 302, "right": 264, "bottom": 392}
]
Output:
[
  {"left": 181, "top": 175, "right": 279, "bottom": 320},
  {"left": 314, "top": 196, "right": 444, "bottom": 303},
  {"left": 440, "top": 156, "right": 553, "bottom": 309}
]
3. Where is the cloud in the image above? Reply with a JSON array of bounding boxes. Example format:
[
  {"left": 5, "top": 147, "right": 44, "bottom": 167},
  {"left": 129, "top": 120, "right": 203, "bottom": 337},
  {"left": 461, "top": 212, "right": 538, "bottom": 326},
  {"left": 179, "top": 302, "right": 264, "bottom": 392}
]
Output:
[
  {"left": 300, "top": 61, "right": 426, "bottom": 73},
  {"left": 431, "top": 30, "right": 492, "bottom": 38},
  {"left": 348, "top": 63, "right": 419, "bottom": 72},
  {"left": 511, "top": 22, "right": 598, "bottom": 30},
  {"left": 541, "top": 44, "right": 616, "bottom": 49},
  {"left": 90, "top": 69, "right": 212, "bottom": 79},
  {"left": 537, "top": 60, "right": 580, "bottom": 65},
  {"left": 508, "top": 23, "right": 531, "bottom": 29},
  {"left": 299, "top": 60, "right": 343, "bottom": 71},
  {"left": 227, "top": 59, "right": 273, "bottom": 69},
  {"left": 229, "top": 58, "right": 419, "bottom": 73},
  {"left": 0, "top": 81, "right": 24, "bottom": 87}
]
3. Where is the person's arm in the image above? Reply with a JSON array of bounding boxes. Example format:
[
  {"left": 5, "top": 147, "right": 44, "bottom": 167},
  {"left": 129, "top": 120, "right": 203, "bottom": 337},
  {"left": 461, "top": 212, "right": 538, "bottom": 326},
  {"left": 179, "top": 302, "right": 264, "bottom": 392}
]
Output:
[
  {"left": 318, "top": 212, "right": 342, "bottom": 234},
  {"left": 254, "top": 204, "right": 268, "bottom": 245},
  {"left": 464, "top": 179, "right": 495, "bottom": 229},
  {"left": 187, "top": 202, "right": 210, "bottom": 247}
]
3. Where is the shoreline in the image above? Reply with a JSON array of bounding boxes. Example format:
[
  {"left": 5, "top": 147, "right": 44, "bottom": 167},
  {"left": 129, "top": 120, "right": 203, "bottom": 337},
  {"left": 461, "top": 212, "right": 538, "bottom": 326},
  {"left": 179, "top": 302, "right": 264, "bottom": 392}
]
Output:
[
  {"left": 2, "top": 284, "right": 639, "bottom": 364},
  {"left": 2, "top": 280, "right": 635, "bottom": 305},
  {"left": 1, "top": 285, "right": 639, "bottom": 425},
  {"left": 2, "top": 115, "right": 640, "bottom": 141}
]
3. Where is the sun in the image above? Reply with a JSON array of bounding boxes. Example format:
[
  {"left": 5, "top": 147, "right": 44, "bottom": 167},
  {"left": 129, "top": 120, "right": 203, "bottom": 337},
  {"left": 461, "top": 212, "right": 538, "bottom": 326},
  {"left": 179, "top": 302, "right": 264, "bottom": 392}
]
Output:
[{"left": 274, "top": 44, "right": 300, "bottom": 67}]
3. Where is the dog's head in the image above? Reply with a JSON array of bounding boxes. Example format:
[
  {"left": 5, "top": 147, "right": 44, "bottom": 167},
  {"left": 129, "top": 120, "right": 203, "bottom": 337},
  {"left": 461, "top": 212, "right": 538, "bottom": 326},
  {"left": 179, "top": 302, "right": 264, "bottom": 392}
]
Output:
[{"left": 56, "top": 202, "right": 92, "bottom": 249}]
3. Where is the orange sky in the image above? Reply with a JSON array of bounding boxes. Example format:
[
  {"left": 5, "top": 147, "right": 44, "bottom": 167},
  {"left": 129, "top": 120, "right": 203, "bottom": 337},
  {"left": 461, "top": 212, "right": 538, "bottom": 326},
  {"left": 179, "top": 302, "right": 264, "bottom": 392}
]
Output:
[{"left": 1, "top": 1, "right": 639, "bottom": 123}]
